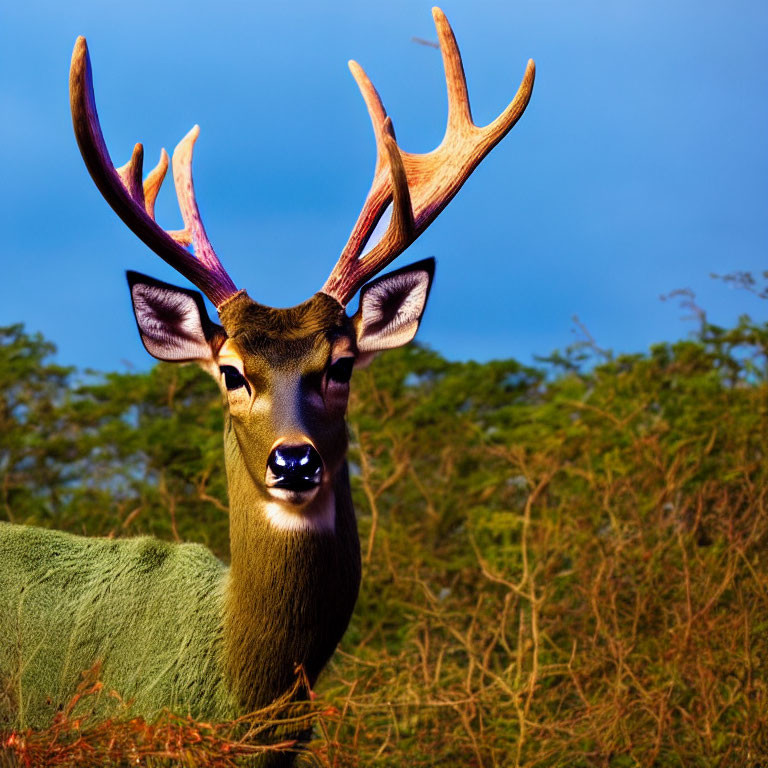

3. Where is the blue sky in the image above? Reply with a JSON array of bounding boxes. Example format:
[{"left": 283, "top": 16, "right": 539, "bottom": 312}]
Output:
[{"left": 1, "top": 0, "right": 766, "bottom": 371}]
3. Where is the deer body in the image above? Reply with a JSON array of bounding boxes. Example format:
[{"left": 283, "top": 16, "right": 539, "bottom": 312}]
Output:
[{"left": 0, "top": 8, "right": 534, "bottom": 762}]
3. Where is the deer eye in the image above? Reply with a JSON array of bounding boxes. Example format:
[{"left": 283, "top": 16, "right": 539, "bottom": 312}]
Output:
[
  {"left": 219, "top": 365, "right": 251, "bottom": 395},
  {"left": 328, "top": 357, "right": 354, "bottom": 385}
]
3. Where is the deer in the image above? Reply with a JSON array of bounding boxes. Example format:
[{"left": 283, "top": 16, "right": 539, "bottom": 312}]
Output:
[{"left": 0, "top": 6, "right": 534, "bottom": 761}]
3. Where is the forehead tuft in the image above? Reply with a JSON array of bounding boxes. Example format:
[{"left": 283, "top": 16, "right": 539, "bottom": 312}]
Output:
[{"left": 217, "top": 292, "right": 349, "bottom": 364}]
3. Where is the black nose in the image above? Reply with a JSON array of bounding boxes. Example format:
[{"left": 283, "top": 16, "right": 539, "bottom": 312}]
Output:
[{"left": 267, "top": 444, "right": 323, "bottom": 492}]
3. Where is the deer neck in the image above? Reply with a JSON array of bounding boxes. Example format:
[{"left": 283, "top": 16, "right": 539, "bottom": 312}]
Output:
[{"left": 223, "top": 460, "right": 361, "bottom": 710}]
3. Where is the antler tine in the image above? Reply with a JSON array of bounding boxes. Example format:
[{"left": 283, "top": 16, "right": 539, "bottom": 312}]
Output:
[
  {"left": 357, "top": 119, "right": 416, "bottom": 279},
  {"left": 320, "top": 65, "right": 412, "bottom": 301},
  {"left": 480, "top": 57, "right": 536, "bottom": 155},
  {"left": 171, "top": 126, "right": 223, "bottom": 269},
  {"left": 69, "top": 37, "right": 239, "bottom": 308},
  {"left": 321, "top": 7, "right": 535, "bottom": 307},
  {"left": 348, "top": 60, "right": 391, "bottom": 178},
  {"left": 143, "top": 148, "right": 170, "bottom": 223},
  {"left": 116, "top": 143, "right": 146, "bottom": 205},
  {"left": 432, "top": 7, "right": 473, "bottom": 136}
]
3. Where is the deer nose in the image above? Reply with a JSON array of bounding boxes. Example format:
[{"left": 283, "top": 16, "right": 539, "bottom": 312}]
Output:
[{"left": 267, "top": 443, "right": 323, "bottom": 492}]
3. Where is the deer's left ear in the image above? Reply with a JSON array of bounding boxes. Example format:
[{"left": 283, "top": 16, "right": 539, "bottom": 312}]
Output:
[{"left": 352, "top": 258, "right": 435, "bottom": 359}]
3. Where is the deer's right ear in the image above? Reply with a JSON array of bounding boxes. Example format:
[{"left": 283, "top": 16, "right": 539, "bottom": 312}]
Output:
[
  {"left": 127, "top": 271, "right": 224, "bottom": 363},
  {"left": 351, "top": 258, "right": 435, "bottom": 364}
]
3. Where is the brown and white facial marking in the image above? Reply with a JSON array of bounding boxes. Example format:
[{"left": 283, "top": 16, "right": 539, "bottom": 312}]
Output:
[
  {"left": 205, "top": 297, "right": 354, "bottom": 534},
  {"left": 127, "top": 258, "right": 434, "bottom": 534}
]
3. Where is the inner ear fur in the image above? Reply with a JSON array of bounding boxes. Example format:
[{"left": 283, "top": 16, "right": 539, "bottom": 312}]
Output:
[
  {"left": 127, "top": 271, "right": 225, "bottom": 364},
  {"left": 352, "top": 257, "right": 435, "bottom": 357}
]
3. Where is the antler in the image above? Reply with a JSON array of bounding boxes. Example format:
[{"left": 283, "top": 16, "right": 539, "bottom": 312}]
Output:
[
  {"left": 69, "top": 37, "right": 240, "bottom": 308},
  {"left": 321, "top": 7, "right": 535, "bottom": 306}
]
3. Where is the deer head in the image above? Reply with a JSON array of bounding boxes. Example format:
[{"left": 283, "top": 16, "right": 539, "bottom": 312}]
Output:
[{"left": 69, "top": 8, "right": 535, "bottom": 536}]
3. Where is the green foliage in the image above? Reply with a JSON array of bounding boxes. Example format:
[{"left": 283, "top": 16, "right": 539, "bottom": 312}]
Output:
[
  {"left": 0, "top": 332, "right": 228, "bottom": 552},
  {"left": 0, "top": 325, "right": 75, "bottom": 526},
  {"left": 1, "top": 310, "right": 767, "bottom": 766}
]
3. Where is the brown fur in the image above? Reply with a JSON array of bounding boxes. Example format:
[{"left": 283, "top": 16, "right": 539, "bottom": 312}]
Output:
[
  {"left": 215, "top": 292, "right": 361, "bottom": 710},
  {"left": 224, "top": 466, "right": 360, "bottom": 709}
]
